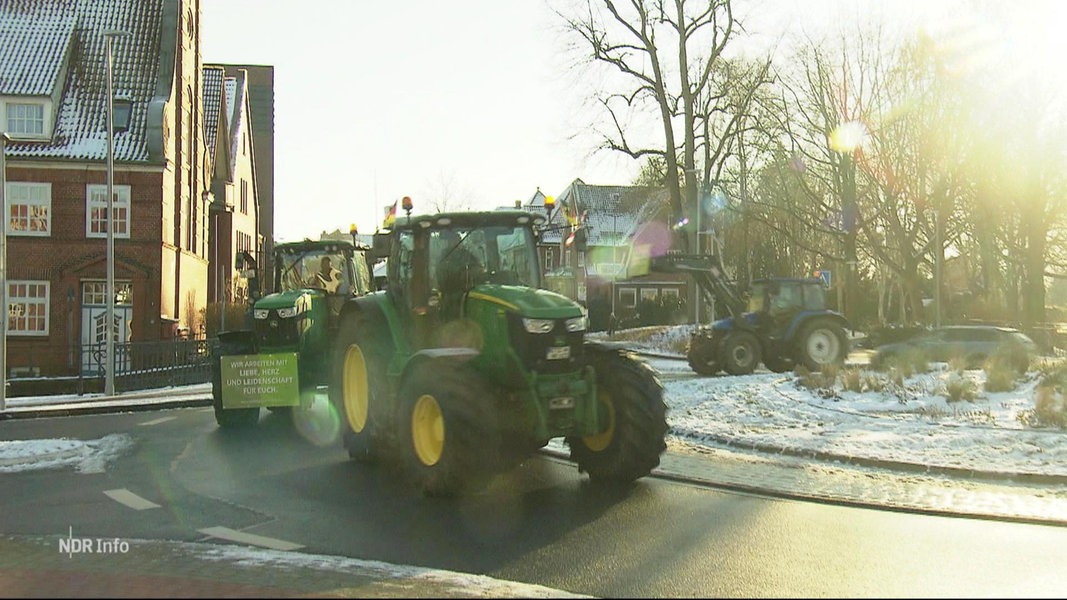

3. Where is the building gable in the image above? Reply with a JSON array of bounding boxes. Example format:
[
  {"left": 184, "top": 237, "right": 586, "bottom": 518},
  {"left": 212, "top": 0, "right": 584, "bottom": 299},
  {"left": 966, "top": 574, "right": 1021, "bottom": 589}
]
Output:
[{"left": 0, "top": 0, "right": 170, "bottom": 163}]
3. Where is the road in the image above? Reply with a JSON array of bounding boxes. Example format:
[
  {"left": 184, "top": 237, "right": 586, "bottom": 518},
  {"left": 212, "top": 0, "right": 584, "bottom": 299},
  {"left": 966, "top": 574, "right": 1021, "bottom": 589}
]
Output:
[{"left": 2, "top": 404, "right": 1067, "bottom": 597}]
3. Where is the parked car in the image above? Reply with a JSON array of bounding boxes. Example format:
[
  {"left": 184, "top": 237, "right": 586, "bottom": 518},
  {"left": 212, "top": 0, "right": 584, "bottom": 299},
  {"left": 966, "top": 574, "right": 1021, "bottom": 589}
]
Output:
[{"left": 869, "top": 325, "right": 1039, "bottom": 372}]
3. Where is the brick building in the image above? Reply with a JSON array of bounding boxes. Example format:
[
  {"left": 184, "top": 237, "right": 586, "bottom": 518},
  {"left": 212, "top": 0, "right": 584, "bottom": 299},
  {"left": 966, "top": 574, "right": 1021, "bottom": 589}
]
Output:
[{"left": 1, "top": 0, "right": 213, "bottom": 377}]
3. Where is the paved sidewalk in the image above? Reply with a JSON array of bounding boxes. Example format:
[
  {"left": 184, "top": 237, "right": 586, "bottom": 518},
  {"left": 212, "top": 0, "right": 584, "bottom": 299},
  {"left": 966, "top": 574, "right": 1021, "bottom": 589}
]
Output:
[
  {"left": 0, "top": 534, "right": 588, "bottom": 598},
  {"left": 0, "top": 384, "right": 212, "bottom": 419}
]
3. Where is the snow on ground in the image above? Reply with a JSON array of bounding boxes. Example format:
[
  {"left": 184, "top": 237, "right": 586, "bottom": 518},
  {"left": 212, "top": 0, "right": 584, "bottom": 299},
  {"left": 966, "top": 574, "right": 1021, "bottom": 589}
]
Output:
[{"left": 593, "top": 325, "right": 1067, "bottom": 478}]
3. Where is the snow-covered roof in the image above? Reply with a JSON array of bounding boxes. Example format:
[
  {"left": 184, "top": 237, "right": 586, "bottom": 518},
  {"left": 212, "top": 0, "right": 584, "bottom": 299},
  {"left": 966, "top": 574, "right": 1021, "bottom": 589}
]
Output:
[{"left": 0, "top": 0, "right": 167, "bottom": 162}]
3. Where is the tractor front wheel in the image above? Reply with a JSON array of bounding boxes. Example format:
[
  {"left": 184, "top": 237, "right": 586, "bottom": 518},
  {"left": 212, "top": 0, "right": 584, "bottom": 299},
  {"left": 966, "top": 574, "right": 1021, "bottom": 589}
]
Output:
[
  {"left": 796, "top": 319, "right": 848, "bottom": 372},
  {"left": 567, "top": 345, "right": 667, "bottom": 486},
  {"left": 396, "top": 359, "right": 502, "bottom": 497},
  {"left": 330, "top": 313, "right": 390, "bottom": 462},
  {"left": 721, "top": 331, "right": 762, "bottom": 376}
]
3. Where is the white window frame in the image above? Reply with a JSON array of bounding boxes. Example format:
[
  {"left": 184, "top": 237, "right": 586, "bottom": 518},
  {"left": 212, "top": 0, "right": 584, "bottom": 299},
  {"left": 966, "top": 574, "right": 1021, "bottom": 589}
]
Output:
[
  {"left": 5, "top": 101, "right": 46, "bottom": 138},
  {"left": 662, "top": 287, "right": 680, "bottom": 300},
  {"left": 6, "top": 182, "right": 51, "bottom": 236},
  {"left": 619, "top": 287, "right": 637, "bottom": 309},
  {"left": 82, "top": 280, "right": 133, "bottom": 306},
  {"left": 86, "top": 184, "right": 131, "bottom": 239},
  {"left": 641, "top": 288, "right": 658, "bottom": 302},
  {"left": 7, "top": 280, "right": 49, "bottom": 336}
]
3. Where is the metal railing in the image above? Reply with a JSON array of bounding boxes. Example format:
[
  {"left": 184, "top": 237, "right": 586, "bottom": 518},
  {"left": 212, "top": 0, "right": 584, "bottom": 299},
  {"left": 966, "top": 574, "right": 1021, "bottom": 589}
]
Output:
[
  {"left": 9, "top": 338, "right": 216, "bottom": 397},
  {"left": 97, "top": 337, "right": 215, "bottom": 392}
]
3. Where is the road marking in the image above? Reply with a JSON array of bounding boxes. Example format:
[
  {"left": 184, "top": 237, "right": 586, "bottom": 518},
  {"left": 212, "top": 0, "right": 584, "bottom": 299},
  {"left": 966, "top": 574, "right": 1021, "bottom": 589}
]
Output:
[
  {"left": 103, "top": 488, "right": 161, "bottom": 510},
  {"left": 198, "top": 526, "right": 304, "bottom": 551},
  {"left": 139, "top": 416, "right": 176, "bottom": 426}
]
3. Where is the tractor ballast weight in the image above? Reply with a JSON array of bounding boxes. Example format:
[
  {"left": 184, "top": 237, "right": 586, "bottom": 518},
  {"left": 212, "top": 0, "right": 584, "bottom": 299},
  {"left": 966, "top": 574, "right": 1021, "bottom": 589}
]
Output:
[
  {"left": 650, "top": 253, "right": 850, "bottom": 376},
  {"left": 331, "top": 209, "right": 669, "bottom": 496},
  {"left": 210, "top": 238, "right": 375, "bottom": 428}
]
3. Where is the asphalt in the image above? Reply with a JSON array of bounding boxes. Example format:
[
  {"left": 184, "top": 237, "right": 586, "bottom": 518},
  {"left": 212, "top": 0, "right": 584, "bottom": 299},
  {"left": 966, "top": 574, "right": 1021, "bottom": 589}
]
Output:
[{"left": 3, "top": 375, "right": 1067, "bottom": 597}]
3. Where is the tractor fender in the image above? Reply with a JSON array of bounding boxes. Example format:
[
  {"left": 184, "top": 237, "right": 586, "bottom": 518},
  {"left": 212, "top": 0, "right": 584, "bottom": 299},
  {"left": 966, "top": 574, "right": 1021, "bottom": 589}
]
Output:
[
  {"left": 783, "top": 310, "right": 850, "bottom": 343},
  {"left": 336, "top": 293, "right": 406, "bottom": 358},
  {"left": 397, "top": 350, "right": 480, "bottom": 398}
]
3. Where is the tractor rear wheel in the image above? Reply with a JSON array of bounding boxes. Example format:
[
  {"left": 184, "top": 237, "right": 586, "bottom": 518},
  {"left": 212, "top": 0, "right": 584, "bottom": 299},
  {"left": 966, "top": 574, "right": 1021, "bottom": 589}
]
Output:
[
  {"left": 330, "top": 313, "right": 390, "bottom": 462},
  {"left": 567, "top": 345, "right": 667, "bottom": 486},
  {"left": 212, "top": 339, "right": 260, "bottom": 429},
  {"left": 721, "top": 331, "right": 762, "bottom": 375},
  {"left": 396, "top": 359, "right": 502, "bottom": 497},
  {"left": 796, "top": 318, "right": 848, "bottom": 372},
  {"left": 686, "top": 332, "right": 720, "bottom": 376}
]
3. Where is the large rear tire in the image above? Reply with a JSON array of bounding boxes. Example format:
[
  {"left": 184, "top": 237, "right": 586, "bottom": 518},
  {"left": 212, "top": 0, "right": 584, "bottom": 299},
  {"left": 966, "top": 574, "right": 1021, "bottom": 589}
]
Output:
[
  {"left": 796, "top": 318, "right": 848, "bottom": 372},
  {"left": 396, "top": 359, "right": 502, "bottom": 497},
  {"left": 567, "top": 345, "right": 667, "bottom": 486},
  {"left": 686, "top": 332, "right": 720, "bottom": 376},
  {"left": 330, "top": 312, "right": 390, "bottom": 462},
  {"left": 721, "top": 331, "right": 762, "bottom": 376},
  {"left": 212, "top": 339, "right": 260, "bottom": 429}
]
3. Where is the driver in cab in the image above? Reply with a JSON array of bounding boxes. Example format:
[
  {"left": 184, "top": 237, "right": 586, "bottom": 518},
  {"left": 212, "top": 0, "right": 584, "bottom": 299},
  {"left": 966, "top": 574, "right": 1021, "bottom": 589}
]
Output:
[{"left": 308, "top": 256, "right": 343, "bottom": 293}]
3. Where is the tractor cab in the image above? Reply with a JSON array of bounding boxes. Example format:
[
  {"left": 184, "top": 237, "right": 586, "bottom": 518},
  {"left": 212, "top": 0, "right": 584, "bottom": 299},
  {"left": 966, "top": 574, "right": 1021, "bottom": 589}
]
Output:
[
  {"left": 747, "top": 278, "right": 830, "bottom": 322},
  {"left": 375, "top": 210, "right": 546, "bottom": 322}
]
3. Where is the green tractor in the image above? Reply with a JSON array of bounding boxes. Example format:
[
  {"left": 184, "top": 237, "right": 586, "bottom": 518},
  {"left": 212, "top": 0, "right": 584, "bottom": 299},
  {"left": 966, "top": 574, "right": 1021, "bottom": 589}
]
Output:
[
  {"left": 330, "top": 205, "right": 669, "bottom": 496},
  {"left": 211, "top": 238, "right": 374, "bottom": 428},
  {"left": 651, "top": 254, "right": 849, "bottom": 376}
]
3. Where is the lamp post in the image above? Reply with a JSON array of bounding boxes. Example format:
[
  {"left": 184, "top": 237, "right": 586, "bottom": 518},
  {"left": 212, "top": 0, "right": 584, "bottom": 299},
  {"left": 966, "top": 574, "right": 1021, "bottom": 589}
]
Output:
[
  {"left": 0, "top": 133, "right": 9, "bottom": 411},
  {"left": 103, "top": 30, "right": 132, "bottom": 396}
]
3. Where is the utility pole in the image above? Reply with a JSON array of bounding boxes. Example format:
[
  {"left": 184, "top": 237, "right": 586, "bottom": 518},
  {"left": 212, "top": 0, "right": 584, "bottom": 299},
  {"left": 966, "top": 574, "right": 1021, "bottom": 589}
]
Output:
[{"left": 0, "top": 133, "right": 9, "bottom": 412}]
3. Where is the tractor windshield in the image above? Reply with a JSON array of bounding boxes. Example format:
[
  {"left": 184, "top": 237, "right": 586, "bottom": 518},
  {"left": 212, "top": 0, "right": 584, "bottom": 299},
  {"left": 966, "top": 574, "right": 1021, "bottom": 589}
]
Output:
[
  {"left": 430, "top": 224, "right": 540, "bottom": 292},
  {"left": 276, "top": 248, "right": 353, "bottom": 294}
]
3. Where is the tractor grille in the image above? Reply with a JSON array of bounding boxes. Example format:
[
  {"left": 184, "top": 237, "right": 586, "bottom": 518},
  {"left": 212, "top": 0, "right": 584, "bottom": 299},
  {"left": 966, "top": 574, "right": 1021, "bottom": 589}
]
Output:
[
  {"left": 508, "top": 315, "right": 584, "bottom": 375},
  {"left": 254, "top": 311, "right": 299, "bottom": 347}
]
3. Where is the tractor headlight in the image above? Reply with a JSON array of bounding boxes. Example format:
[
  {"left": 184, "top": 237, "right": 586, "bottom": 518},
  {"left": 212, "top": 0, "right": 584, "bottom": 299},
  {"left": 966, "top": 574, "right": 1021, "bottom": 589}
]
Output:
[
  {"left": 564, "top": 315, "right": 588, "bottom": 332},
  {"left": 522, "top": 318, "right": 554, "bottom": 334},
  {"left": 277, "top": 306, "right": 298, "bottom": 318},
  {"left": 253, "top": 309, "right": 269, "bottom": 319}
]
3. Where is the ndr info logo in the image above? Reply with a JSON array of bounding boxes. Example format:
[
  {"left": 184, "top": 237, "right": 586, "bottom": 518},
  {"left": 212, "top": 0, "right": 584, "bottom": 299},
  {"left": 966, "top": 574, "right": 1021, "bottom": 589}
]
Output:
[{"left": 59, "top": 526, "right": 130, "bottom": 557}]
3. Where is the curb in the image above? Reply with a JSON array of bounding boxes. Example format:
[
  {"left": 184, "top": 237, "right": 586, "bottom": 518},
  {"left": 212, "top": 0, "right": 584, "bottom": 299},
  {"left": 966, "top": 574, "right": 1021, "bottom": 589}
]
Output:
[{"left": 0, "top": 397, "right": 211, "bottom": 420}]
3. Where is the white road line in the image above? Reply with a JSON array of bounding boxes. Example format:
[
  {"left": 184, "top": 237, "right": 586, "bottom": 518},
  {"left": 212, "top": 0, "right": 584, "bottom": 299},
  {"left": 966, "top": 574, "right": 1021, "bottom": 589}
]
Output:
[
  {"left": 103, "top": 488, "right": 161, "bottom": 510},
  {"left": 198, "top": 526, "right": 304, "bottom": 551},
  {"left": 138, "top": 416, "right": 176, "bottom": 426}
]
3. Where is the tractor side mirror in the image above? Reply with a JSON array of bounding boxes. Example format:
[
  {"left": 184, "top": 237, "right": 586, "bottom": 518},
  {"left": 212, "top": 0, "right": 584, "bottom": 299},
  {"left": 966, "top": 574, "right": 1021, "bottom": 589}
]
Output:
[{"left": 371, "top": 232, "right": 393, "bottom": 261}]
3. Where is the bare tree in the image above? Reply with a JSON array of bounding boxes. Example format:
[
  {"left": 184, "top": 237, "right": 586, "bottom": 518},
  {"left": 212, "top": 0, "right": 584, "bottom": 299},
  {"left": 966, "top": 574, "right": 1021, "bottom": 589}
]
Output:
[
  {"left": 418, "top": 169, "right": 478, "bottom": 213},
  {"left": 554, "top": 0, "right": 742, "bottom": 252}
]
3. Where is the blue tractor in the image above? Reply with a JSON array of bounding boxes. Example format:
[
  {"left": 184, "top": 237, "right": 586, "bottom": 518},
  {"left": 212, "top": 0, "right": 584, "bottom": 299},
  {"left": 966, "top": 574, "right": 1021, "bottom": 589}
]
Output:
[{"left": 651, "top": 254, "right": 850, "bottom": 376}]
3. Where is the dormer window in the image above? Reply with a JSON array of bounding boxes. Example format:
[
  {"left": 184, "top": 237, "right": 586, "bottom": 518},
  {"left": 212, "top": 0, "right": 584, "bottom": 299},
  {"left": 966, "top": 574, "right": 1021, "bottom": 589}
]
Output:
[{"left": 6, "top": 102, "right": 45, "bottom": 136}]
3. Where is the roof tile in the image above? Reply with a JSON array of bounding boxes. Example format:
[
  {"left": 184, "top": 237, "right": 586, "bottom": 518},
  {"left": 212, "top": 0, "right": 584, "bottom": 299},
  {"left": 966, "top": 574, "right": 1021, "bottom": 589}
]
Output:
[{"left": 0, "top": 0, "right": 165, "bottom": 162}]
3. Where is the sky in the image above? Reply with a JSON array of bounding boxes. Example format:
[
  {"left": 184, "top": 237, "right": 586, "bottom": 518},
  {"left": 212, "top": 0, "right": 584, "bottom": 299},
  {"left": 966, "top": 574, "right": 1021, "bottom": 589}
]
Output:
[
  {"left": 199, "top": 1, "right": 1067, "bottom": 243},
  {"left": 197, "top": 0, "right": 846, "bottom": 242},
  {"left": 202, "top": 0, "right": 621, "bottom": 242},
  {"left": 5, "top": 323, "right": 1067, "bottom": 593}
]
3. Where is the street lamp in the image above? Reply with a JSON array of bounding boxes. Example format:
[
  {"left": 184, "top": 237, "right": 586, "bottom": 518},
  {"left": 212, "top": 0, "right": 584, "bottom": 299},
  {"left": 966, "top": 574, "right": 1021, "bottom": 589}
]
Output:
[
  {"left": 104, "top": 30, "right": 132, "bottom": 397},
  {"left": 0, "top": 133, "right": 9, "bottom": 411}
]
